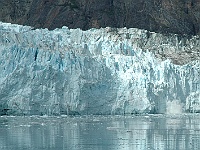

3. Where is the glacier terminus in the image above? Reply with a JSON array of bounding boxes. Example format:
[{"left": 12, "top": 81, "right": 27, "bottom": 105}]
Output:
[{"left": 0, "top": 22, "right": 200, "bottom": 115}]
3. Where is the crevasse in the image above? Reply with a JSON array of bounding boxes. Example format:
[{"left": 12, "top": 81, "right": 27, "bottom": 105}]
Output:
[{"left": 0, "top": 22, "right": 199, "bottom": 115}]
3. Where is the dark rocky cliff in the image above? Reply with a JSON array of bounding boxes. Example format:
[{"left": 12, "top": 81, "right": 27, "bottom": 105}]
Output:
[{"left": 0, "top": 0, "right": 200, "bottom": 35}]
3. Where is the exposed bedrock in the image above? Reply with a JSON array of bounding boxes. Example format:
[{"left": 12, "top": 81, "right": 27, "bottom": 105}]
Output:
[{"left": 1, "top": 0, "right": 200, "bottom": 35}]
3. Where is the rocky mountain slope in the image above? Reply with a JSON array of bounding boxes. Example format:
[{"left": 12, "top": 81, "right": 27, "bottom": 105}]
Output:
[{"left": 1, "top": 0, "right": 200, "bottom": 35}]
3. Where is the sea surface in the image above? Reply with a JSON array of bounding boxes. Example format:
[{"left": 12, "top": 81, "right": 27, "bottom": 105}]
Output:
[{"left": 0, "top": 114, "right": 200, "bottom": 150}]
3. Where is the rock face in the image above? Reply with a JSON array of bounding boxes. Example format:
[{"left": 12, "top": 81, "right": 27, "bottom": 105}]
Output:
[
  {"left": 1, "top": 0, "right": 200, "bottom": 35},
  {"left": 0, "top": 22, "right": 200, "bottom": 115}
]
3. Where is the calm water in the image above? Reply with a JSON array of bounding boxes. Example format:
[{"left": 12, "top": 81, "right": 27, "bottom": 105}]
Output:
[{"left": 0, "top": 114, "right": 200, "bottom": 150}]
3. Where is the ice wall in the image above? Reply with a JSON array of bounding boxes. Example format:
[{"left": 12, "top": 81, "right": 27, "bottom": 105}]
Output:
[{"left": 0, "top": 22, "right": 199, "bottom": 115}]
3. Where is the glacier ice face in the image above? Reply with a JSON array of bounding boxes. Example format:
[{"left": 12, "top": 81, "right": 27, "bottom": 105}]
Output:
[{"left": 0, "top": 22, "right": 200, "bottom": 115}]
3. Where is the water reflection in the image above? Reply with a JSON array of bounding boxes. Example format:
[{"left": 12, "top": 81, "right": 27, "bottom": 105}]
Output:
[{"left": 0, "top": 115, "right": 200, "bottom": 150}]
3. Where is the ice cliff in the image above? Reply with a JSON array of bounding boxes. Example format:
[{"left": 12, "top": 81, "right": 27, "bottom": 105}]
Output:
[{"left": 0, "top": 22, "right": 200, "bottom": 115}]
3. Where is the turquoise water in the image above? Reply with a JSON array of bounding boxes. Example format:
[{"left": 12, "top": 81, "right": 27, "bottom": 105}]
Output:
[{"left": 0, "top": 115, "right": 200, "bottom": 150}]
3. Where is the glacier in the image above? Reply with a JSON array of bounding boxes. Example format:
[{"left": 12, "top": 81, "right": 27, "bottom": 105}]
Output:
[{"left": 0, "top": 22, "right": 200, "bottom": 115}]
